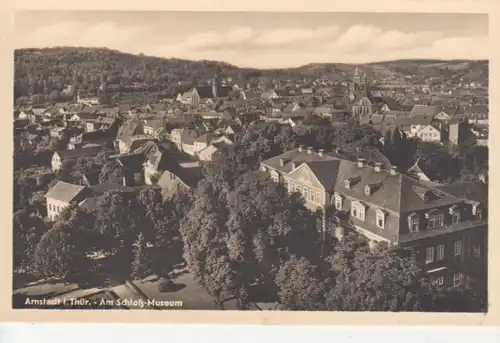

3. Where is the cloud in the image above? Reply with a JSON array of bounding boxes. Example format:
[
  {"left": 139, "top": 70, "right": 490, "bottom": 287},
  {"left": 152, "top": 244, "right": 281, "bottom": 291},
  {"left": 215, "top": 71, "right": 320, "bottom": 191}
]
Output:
[
  {"left": 16, "top": 21, "right": 488, "bottom": 68},
  {"left": 253, "top": 26, "right": 339, "bottom": 46}
]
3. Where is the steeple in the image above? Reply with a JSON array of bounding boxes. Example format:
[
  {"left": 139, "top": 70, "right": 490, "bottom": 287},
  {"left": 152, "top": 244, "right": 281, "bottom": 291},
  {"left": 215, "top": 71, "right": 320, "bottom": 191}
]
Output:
[{"left": 353, "top": 67, "right": 362, "bottom": 84}]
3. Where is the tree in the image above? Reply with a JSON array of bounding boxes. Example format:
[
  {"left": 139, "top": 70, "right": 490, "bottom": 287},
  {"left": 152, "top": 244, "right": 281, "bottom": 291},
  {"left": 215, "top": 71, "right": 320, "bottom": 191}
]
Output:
[
  {"left": 13, "top": 210, "right": 48, "bottom": 270},
  {"left": 98, "top": 159, "right": 125, "bottom": 183},
  {"left": 131, "top": 232, "right": 151, "bottom": 280},
  {"left": 274, "top": 257, "right": 327, "bottom": 311},
  {"left": 31, "top": 207, "right": 90, "bottom": 279}
]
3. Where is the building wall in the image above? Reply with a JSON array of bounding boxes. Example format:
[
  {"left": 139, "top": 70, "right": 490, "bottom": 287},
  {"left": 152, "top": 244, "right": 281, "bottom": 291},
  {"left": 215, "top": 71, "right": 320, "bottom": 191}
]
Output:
[
  {"left": 46, "top": 198, "right": 70, "bottom": 221},
  {"left": 51, "top": 154, "right": 62, "bottom": 171}
]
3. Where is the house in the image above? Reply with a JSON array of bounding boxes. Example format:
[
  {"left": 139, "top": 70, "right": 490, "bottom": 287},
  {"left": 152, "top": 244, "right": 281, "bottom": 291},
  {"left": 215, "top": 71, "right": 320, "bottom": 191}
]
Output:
[
  {"left": 282, "top": 115, "right": 305, "bottom": 128},
  {"left": 116, "top": 119, "right": 144, "bottom": 140},
  {"left": 50, "top": 127, "right": 67, "bottom": 139},
  {"left": 144, "top": 147, "right": 170, "bottom": 185},
  {"left": 67, "top": 130, "right": 115, "bottom": 150},
  {"left": 44, "top": 181, "right": 91, "bottom": 221},
  {"left": 51, "top": 146, "right": 104, "bottom": 171},
  {"left": 261, "top": 91, "right": 278, "bottom": 102},
  {"left": 94, "top": 117, "right": 119, "bottom": 133},
  {"left": 143, "top": 118, "right": 167, "bottom": 140},
  {"left": 156, "top": 157, "right": 202, "bottom": 200},
  {"left": 415, "top": 124, "right": 442, "bottom": 143},
  {"left": 260, "top": 146, "right": 488, "bottom": 288},
  {"left": 116, "top": 134, "right": 155, "bottom": 154}
]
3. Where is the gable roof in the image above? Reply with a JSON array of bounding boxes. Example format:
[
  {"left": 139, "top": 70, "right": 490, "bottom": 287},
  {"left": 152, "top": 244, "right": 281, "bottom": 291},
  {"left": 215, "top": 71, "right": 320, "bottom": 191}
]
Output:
[
  {"left": 45, "top": 181, "right": 87, "bottom": 203},
  {"left": 55, "top": 146, "right": 104, "bottom": 161},
  {"left": 409, "top": 105, "right": 439, "bottom": 117}
]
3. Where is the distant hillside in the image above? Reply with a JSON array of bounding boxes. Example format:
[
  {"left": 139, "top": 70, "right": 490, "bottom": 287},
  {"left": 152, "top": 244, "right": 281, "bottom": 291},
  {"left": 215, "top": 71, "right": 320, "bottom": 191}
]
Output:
[{"left": 14, "top": 47, "right": 488, "bottom": 101}]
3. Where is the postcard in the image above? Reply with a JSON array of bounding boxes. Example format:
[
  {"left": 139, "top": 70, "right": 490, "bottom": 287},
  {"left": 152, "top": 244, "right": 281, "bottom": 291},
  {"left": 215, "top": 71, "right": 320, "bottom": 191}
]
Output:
[{"left": 1, "top": 0, "right": 499, "bottom": 325}]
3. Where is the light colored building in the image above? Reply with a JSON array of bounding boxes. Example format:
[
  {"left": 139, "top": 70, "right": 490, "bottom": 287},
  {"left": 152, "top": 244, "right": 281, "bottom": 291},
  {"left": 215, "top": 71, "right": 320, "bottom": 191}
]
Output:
[{"left": 44, "top": 181, "right": 89, "bottom": 221}]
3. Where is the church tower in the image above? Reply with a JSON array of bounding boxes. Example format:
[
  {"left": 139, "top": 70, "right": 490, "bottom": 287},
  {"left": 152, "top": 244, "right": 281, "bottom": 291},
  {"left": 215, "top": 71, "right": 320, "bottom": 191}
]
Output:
[{"left": 212, "top": 76, "right": 219, "bottom": 98}]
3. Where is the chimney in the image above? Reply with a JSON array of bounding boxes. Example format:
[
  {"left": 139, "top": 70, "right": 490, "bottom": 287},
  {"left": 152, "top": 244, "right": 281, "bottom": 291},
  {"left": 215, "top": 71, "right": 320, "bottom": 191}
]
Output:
[
  {"left": 122, "top": 176, "right": 129, "bottom": 186},
  {"left": 279, "top": 158, "right": 284, "bottom": 167},
  {"left": 357, "top": 158, "right": 366, "bottom": 168},
  {"left": 390, "top": 166, "right": 397, "bottom": 175},
  {"left": 307, "top": 147, "right": 312, "bottom": 155},
  {"left": 374, "top": 162, "right": 382, "bottom": 172},
  {"left": 298, "top": 145, "right": 304, "bottom": 152},
  {"left": 291, "top": 162, "right": 296, "bottom": 170},
  {"left": 318, "top": 149, "right": 324, "bottom": 157}
]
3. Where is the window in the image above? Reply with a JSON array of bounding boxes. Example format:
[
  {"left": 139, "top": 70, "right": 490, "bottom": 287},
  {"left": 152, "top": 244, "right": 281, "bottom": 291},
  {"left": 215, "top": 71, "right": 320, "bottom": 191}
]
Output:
[
  {"left": 426, "top": 247, "right": 435, "bottom": 264},
  {"left": 310, "top": 191, "right": 316, "bottom": 203},
  {"left": 351, "top": 202, "right": 365, "bottom": 221},
  {"left": 408, "top": 215, "right": 420, "bottom": 232},
  {"left": 476, "top": 208, "right": 483, "bottom": 220},
  {"left": 344, "top": 179, "right": 350, "bottom": 189},
  {"left": 428, "top": 214, "right": 444, "bottom": 229},
  {"left": 271, "top": 171, "right": 279, "bottom": 183},
  {"left": 437, "top": 245, "right": 444, "bottom": 260},
  {"left": 454, "top": 240, "right": 462, "bottom": 256},
  {"left": 48, "top": 204, "right": 52, "bottom": 211},
  {"left": 334, "top": 194, "right": 343, "bottom": 211},
  {"left": 376, "top": 210, "right": 386, "bottom": 229},
  {"left": 435, "top": 276, "right": 444, "bottom": 286},
  {"left": 284, "top": 180, "right": 289, "bottom": 190},
  {"left": 364, "top": 185, "right": 371, "bottom": 196},
  {"left": 304, "top": 188, "right": 309, "bottom": 200},
  {"left": 453, "top": 272, "right": 464, "bottom": 287},
  {"left": 316, "top": 192, "right": 321, "bottom": 204},
  {"left": 452, "top": 213, "right": 460, "bottom": 224}
]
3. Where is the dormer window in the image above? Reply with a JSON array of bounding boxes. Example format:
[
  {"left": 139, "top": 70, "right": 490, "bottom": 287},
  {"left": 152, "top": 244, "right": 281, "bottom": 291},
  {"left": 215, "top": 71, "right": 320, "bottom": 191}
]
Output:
[
  {"left": 408, "top": 213, "right": 420, "bottom": 232},
  {"left": 449, "top": 205, "right": 461, "bottom": 224},
  {"left": 376, "top": 209, "right": 387, "bottom": 229},
  {"left": 344, "top": 179, "right": 351, "bottom": 189},
  {"left": 333, "top": 193, "right": 343, "bottom": 211},
  {"left": 351, "top": 201, "right": 366, "bottom": 221},
  {"left": 344, "top": 176, "right": 360, "bottom": 190},
  {"left": 260, "top": 165, "right": 267, "bottom": 172},
  {"left": 425, "top": 210, "right": 444, "bottom": 229},
  {"left": 364, "top": 185, "right": 371, "bottom": 196}
]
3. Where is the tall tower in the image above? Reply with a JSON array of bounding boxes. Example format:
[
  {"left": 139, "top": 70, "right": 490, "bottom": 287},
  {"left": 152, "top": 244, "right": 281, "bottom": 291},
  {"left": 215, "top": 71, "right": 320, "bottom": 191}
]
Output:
[
  {"left": 212, "top": 76, "right": 219, "bottom": 98},
  {"left": 353, "top": 67, "right": 362, "bottom": 84}
]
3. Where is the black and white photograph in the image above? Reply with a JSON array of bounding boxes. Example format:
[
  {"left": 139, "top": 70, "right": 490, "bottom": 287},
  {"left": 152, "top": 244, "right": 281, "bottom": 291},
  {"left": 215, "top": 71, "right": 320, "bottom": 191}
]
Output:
[{"left": 12, "top": 10, "right": 489, "bottom": 312}]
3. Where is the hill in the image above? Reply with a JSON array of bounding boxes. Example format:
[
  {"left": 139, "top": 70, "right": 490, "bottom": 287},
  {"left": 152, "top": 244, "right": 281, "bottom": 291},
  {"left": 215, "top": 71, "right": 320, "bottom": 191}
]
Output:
[{"left": 14, "top": 47, "right": 488, "bottom": 101}]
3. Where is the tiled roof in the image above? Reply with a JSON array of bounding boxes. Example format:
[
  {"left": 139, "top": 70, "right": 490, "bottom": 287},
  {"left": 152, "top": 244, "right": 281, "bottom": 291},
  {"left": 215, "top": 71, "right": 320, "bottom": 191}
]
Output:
[
  {"left": 117, "top": 153, "right": 147, "bottom": 173},
  {"left": 56, "top": 146, "right": 104, "bottom": 161},
  {"left": 434, "top": 181, "right": 488, "bottom": 204},
  {"left": 45, "top": 181, "right": 87, "bottom": 203},
  {"left": 409, "top": 105, "right": 439, "bottom": 117},
  {"left": 117, "top": 120, "right": 143, "bottom": 139},
  {"left": 262, "top": 148, "right": 463, "bottom": 214}
]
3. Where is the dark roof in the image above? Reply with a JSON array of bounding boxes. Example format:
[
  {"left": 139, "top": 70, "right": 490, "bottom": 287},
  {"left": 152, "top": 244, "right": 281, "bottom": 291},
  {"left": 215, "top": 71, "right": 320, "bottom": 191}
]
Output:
[
  {"left": 117, "top": 120, "right": 144, "bottom": 139},
  {"left": 262, "top": 149, "right": 462, "bottom": 214},
  {"left": 117, "top": 153, "right": 146, "bottom": 173},
  {"left": 409, "top": 105, "right": 439, "bottom": 117},
  {"left": 90, "top": 183, "right": 142, "bottom": 195},
  {"left": 195, "top": 86, "right": 214, "bottom": 99},
  {"left": 82, "top": 170, "right": 101, "bottom": 186},
  {"left": 56, "top": 146, "right": 104, "bottom": 161},
  {"left": 146, "top": 148, "right": 169, "bottom": 172},
  {"left": 434, "top": 181, "right": 488, "bottom": 204},
  {"left": 45, "top": 181, "right": 88, "bottom": 203},
  {"left": 217, "top": 86, "right": 232, "bottom": 98},
  {"left": 464, "top": 105, "right": 488, "bottom": 115}
]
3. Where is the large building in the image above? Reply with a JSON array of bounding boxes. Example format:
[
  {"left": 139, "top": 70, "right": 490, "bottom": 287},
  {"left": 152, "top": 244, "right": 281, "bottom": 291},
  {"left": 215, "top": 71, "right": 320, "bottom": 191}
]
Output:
[{"left": 260, "top": 146, "right": 488, "bottom": 288}]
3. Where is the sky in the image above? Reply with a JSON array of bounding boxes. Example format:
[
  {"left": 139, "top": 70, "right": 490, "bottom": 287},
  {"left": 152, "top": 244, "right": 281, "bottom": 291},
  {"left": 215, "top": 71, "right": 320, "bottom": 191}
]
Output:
[{"left": 15, "top": 11, "right": 489, "bottom": 68}]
